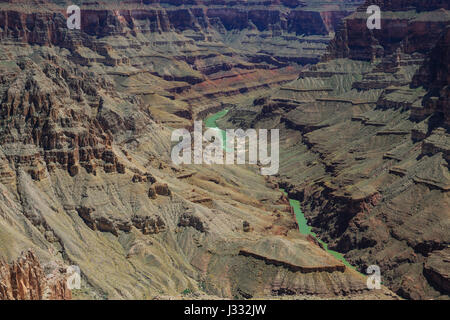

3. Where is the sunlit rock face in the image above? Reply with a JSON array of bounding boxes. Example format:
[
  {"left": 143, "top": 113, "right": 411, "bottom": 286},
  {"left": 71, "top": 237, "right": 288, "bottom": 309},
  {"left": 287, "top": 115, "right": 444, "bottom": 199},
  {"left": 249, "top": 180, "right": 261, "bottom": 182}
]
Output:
[
  {"left": 223, "top": 0, "right": 450, "bottom": 300},
  {"left": 0, "top": 250, "right": 71, "bottom": 300}
]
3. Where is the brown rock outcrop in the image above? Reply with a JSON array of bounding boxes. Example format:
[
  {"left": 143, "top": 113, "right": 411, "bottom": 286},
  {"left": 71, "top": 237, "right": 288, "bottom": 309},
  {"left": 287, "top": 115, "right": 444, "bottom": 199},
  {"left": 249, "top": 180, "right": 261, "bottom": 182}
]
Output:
[
  {"left": 0, "top": 250, "right": 71, "bottom": 300},
  {"left": 424, "top": 248, "right": 450, "bottom": 295},
  {"left": 412, "top": 25, "right": 450, "bottom": 127},
  {"left": 325, "top": 1, "right": 450, "bottom": 61},
  {"left": 153, "top": 182, "right": 171, "bottom": 196}
]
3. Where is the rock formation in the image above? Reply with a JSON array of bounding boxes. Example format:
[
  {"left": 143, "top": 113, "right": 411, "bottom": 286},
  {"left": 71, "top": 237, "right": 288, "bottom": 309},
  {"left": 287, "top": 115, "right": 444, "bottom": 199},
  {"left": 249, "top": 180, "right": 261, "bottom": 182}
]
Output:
[{"left": 0, "top": 250, "right": 71, "bottom": 300}]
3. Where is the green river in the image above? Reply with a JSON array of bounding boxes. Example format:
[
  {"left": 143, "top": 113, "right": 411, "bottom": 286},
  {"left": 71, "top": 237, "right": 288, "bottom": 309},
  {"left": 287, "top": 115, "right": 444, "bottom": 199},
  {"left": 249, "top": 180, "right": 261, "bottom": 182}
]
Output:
[
  {"left": 204, "top": 109, "right": 229, "bottom": 150},
  {"left": 280, "top": 189, "right": 353, "bottom": 268},
  {"left": 204, "top": 110, "right": 355, "bottom": 270}
]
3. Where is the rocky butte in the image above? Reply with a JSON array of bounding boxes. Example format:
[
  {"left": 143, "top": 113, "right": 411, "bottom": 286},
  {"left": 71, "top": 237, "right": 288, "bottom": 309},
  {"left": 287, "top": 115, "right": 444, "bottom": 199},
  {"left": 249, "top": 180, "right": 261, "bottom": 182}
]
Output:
[{"left": 0, "top": 0, "right": 444, "bottom": 301}]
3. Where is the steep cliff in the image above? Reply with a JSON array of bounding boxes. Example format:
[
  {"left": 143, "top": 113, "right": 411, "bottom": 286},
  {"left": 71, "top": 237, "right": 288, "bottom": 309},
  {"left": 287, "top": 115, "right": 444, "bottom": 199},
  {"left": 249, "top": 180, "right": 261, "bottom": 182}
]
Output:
[{"left": 0, "top": 250, "right": 71, "bottom": 300}]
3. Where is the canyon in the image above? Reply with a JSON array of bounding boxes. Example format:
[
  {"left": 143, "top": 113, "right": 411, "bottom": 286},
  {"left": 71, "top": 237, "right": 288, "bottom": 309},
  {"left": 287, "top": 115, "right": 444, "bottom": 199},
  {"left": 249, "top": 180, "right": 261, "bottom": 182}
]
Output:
[
  {"left": 221, "top": 0, "right": 450, "bottom": 299},
  {"left": 0, "top": 0, "right": 447, "bottom": 300}
]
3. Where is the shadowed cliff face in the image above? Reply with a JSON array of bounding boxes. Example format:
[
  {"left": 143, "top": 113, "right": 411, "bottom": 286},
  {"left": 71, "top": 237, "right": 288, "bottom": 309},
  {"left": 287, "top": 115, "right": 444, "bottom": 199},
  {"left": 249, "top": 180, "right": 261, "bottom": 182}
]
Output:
[
  {"left": 412, "top": 26, "right": 450, "bottom": 127},
  {"left": 325, "top": 0, "right": 450, "bottom": 61},
  {"left": 0, "top": 0, "right": 401, "bottom": 301},
  {"left": 223, "top": 0, "right": 449, "bottom": 300},
  {"left": 0, "top": 0, "right": 357, "bottom": 40},
  {"left": 0, "top": 0, "right": 360, "bottom": 70}
]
